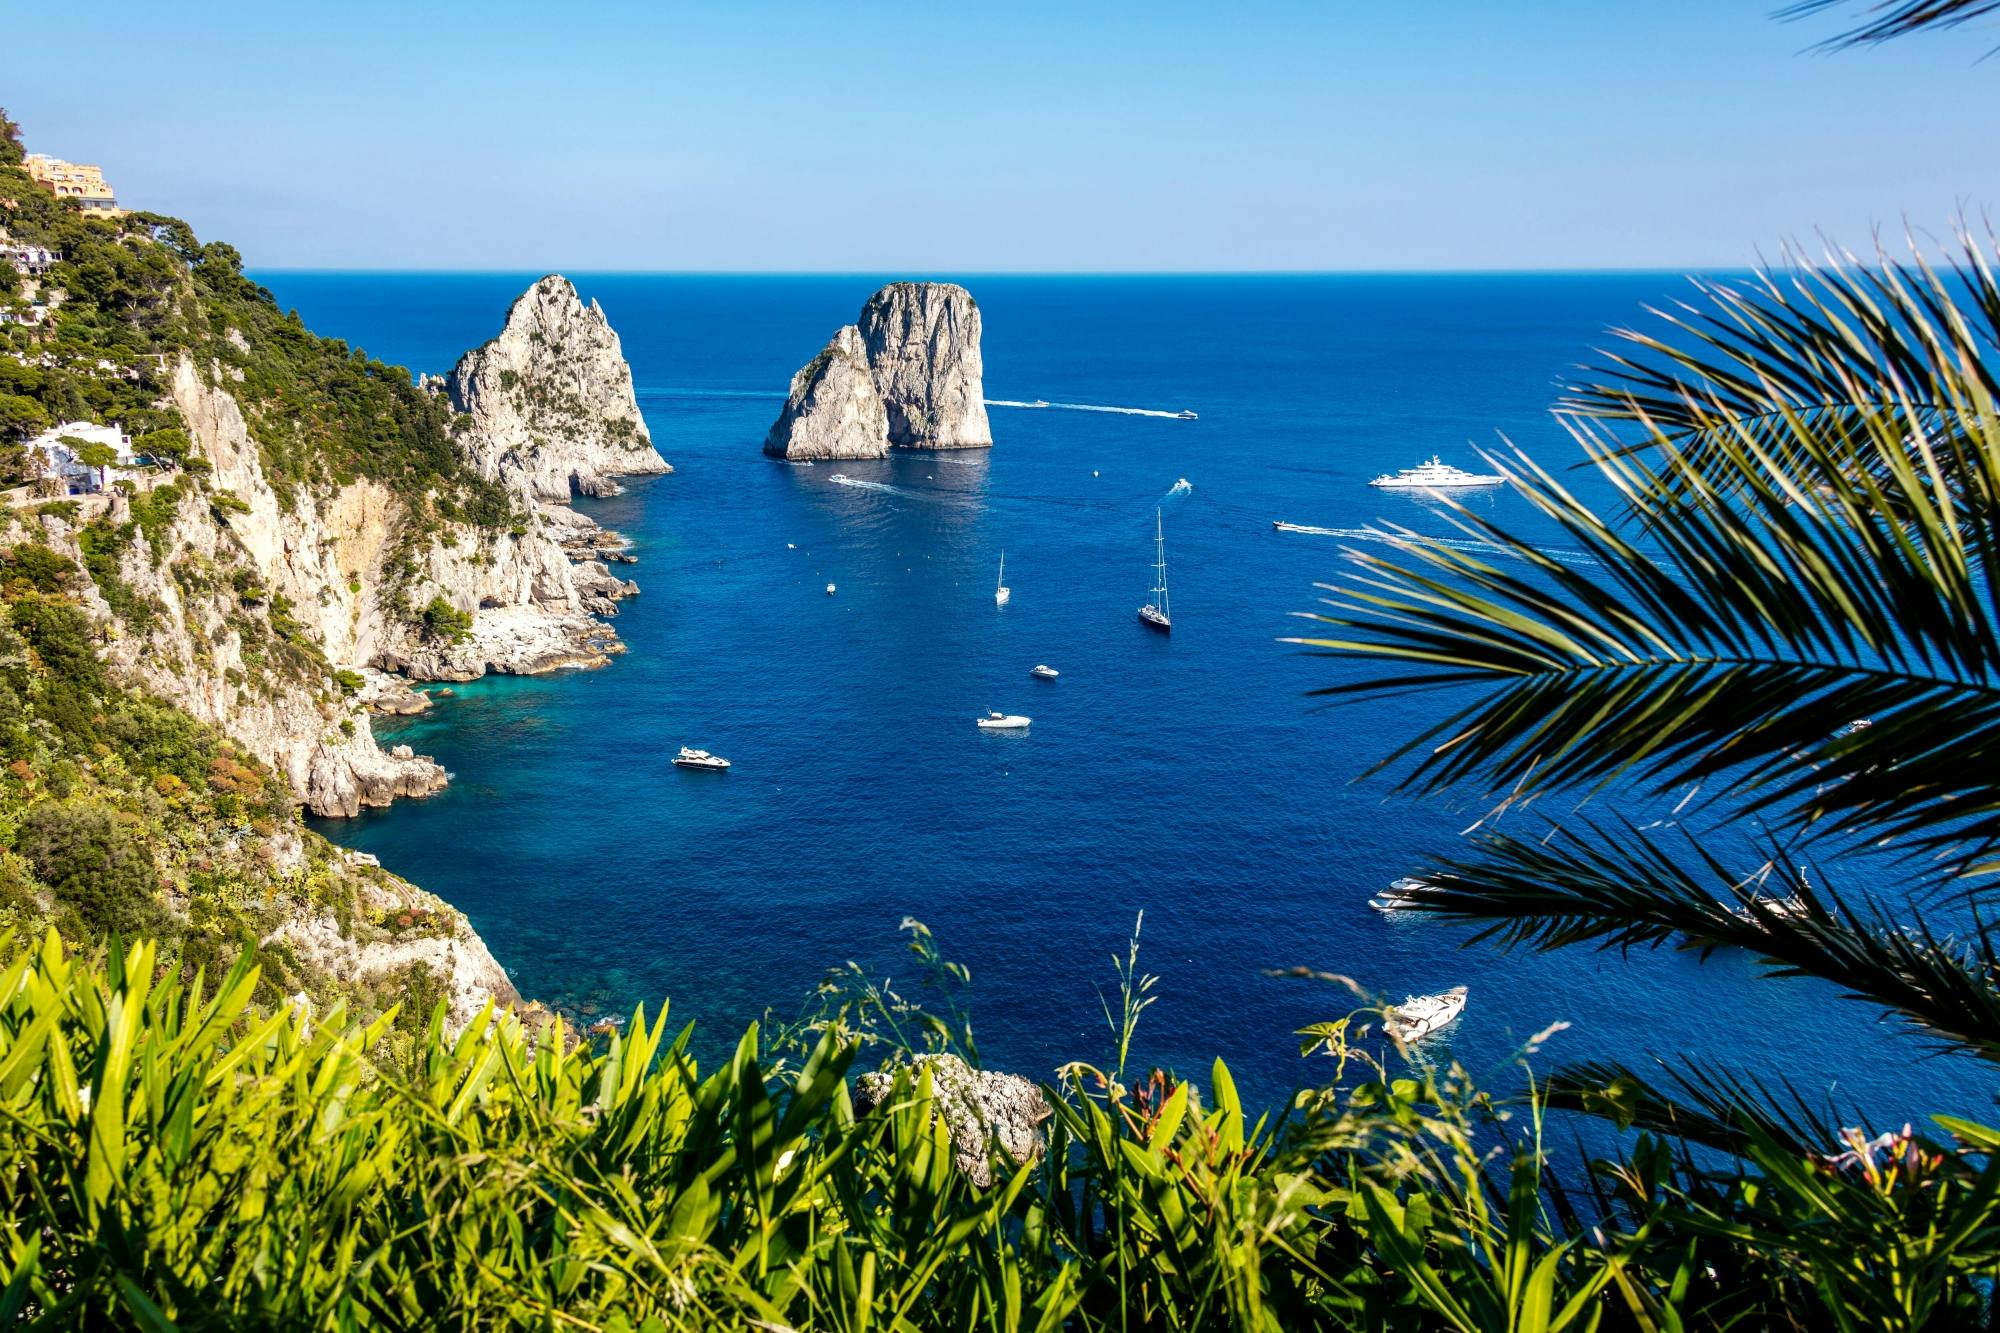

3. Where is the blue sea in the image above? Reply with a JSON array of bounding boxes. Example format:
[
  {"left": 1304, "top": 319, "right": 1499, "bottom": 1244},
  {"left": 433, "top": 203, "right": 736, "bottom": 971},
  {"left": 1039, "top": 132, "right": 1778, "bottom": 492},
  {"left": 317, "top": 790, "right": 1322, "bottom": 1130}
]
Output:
[{"left": 271, "top": 271, "right": 1993, "bottom": 1128}]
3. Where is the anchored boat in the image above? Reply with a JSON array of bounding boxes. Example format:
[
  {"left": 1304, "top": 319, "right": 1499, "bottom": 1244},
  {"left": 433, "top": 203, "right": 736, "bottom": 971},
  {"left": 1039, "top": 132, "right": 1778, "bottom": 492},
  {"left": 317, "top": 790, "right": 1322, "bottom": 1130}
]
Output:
[
  {"left": 995, "top": 551, "right": 1010, "bottom": 607},
  {"left": 977, "top": 711, "right": 1031, "bottom": 730},
  {"left": 1138, "top": 509, "right": 1171, "bottom": 633},
  {"left": 673, "top": 746, "right": 731, "bottom": 771},
  {"left": 1369, "top": 877, "right": 1436, "bottom": 913},
  {"left": 1369, "top": 457, "right": 1506, "bottom": 490},
  {"left": 1031, "top": 664, "right": 1059, "bottom": 680},
  {"left": 1385, "top": 986, "right": 1467, "bottom": 1042}
]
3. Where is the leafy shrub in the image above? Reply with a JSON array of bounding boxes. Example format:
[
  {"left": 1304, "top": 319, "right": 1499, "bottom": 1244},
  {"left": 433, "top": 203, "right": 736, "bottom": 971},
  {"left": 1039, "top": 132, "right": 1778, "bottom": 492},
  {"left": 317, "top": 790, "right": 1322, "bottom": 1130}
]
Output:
[
  {"left": 419, "top": 595, "right": 472, "bottom": 644},
  {"left": 0, "top": 544, "right": 75, "bottom": 595},
  {"left": 13, "top": 805, "right": 162, "bottom": 938}
]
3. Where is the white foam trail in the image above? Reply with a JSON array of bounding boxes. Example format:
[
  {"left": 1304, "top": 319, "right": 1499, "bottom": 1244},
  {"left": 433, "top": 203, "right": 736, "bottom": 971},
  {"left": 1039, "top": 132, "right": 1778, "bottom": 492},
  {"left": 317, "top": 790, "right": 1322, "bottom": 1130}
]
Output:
[
  {"left": 1272, "top": 522, "right": 1596, "bottom": 566},
  {"left": 986, "top": 398, "right": 1188, "bottom": 420},
  {"left": 936, "top": 456, "right": 984, "bottom": 466},
  {"left": 828, "top": 473, "right": 916, "bottom": 498},
  {"left": 1168, "top": 478, "right": 1193, "bottom": 495}
]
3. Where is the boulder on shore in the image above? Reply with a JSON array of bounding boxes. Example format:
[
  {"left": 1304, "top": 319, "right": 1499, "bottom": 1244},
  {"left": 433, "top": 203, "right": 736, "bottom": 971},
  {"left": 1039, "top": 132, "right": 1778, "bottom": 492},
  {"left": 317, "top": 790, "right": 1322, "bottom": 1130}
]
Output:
[{"left": 854, "top": 1053, "right": 1050, "bottom": 1187}]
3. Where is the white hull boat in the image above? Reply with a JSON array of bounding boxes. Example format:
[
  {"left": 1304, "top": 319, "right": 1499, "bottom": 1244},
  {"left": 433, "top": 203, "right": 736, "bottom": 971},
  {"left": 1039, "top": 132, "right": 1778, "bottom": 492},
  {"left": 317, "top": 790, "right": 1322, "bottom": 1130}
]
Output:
[
  {"left": 1031, "top": 664, "right": 1059, "bottom": 680},
  {"left": 995, "top": 551, "right": 1010, "bottom": 606},
  {"left": 1138, "top": 509, "right": 1172, "bottom": 633},
  {"left": 977, "top": 711, "right": 1031, "bottom": 730},
  {"left": 1370, "top": 457, "right": 1506, "bottom": 490},
  {"left": 825, "top": 582, "right": 837, "bottom": 595},
  {"left": 1370, "top": 877, "right": 1436, "bottom": 913},
  {"left": 1385, "top": 986, "right": 1467, "bottom": 1042},
  {"left": 673, "top": 746, "right": 731, "bottom": 771}
]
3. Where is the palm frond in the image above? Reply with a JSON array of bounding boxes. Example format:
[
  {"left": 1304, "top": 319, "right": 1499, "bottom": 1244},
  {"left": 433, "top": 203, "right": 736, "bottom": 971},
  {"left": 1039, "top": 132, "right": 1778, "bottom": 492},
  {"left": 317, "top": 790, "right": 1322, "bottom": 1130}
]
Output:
[
  {"left": 1291, "top": 238, "right": 2000, "bottom": 869},
  {"left": 1778, "top": 0, "right": 2000, "bottom": 48},
  {"left": 1540, "top": 1058, "right": 1852, "bottom": 1159},
  {"left": 1408, "top": 818, "right": 2000, "bottom": 1061}
]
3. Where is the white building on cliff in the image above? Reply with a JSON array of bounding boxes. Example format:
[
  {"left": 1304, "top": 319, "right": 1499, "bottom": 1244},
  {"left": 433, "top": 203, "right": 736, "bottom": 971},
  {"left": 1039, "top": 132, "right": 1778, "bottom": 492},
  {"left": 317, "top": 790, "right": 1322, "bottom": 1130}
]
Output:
[{"left": 25, "top": 420, "right": 136, "bottom": 494}]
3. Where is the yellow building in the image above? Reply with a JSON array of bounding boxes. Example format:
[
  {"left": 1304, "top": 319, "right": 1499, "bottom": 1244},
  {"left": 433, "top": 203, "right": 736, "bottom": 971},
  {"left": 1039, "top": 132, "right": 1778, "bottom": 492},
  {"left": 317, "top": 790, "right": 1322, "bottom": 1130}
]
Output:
[{"left": 23, "top": 154, "right": 123, "bottom": 215}]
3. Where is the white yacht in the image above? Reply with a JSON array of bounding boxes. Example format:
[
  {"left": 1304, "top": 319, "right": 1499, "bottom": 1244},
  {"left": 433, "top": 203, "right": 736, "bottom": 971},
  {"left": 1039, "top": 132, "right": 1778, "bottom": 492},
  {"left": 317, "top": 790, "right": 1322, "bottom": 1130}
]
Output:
[
  {"left": 672, "top": 746, "right": 731, "bottom": 771},
  {"left": 995, "top": 551, "right": 1010, "bottom": 606},
  {"left": 977, "top": 711, "right": 1032, "bottom": 730},
  {"left": 825, "top": 582, "right": 836, "bottom": 596},
  {"left": 1031, "top": 664, "right": 1060, "bottom": 680},
  {"left": 1138, "top": 509, "right": 1171, "bottom": 633},
  {"left": 1385, "top": 986, "right": 1466, "bottom": 1042},
  {"left": 1369, "top": 877, "right": 1436, "bottom": 913},
  {"left": 1369, "top": 457, "right": 1507, "bottom": 490}
]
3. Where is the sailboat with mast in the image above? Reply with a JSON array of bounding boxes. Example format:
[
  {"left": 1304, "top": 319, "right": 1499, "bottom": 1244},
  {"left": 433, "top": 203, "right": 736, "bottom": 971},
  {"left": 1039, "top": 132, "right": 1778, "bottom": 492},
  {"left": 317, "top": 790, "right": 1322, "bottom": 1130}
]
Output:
[
  {"left": 995, "top": 551, "right": 1010, "bottom": 606},
  {"left": 1138, "top": 510, "right": 1171, "bottom": 633}
]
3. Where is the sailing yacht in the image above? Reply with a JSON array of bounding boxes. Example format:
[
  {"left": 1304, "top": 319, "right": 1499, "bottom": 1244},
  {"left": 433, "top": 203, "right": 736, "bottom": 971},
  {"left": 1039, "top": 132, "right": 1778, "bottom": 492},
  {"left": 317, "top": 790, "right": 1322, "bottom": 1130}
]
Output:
[
  {"left": 1138, "top": 509, "right": 1171, "bottom": 632},
  {"left": 995, "top": 551, "right": 1010, "bottom": 606}
]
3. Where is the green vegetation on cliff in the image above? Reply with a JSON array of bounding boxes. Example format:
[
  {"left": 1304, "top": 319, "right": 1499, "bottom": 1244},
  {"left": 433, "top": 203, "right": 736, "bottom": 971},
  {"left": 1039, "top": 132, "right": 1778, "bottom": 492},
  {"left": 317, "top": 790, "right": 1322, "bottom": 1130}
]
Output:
[
  {"left": 0, "top": 546, "right": 465, "bottom": 1058},
  {"left": 0, "top": 110, "right": 511, "bottom": 525}
]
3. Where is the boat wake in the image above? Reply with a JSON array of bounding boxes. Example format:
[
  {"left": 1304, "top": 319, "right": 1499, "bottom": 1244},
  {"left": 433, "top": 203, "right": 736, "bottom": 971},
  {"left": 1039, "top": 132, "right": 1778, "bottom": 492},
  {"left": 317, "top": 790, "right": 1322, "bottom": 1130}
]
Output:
[
  {"left": 828, "top": 473, "right": 919, "bottom": 498},
  {"left": 1272, "top": 521, "right": 1596, "bottom": 566},
  {"left": 987, "top": 398, "right": 1189, "bottom": 420}
]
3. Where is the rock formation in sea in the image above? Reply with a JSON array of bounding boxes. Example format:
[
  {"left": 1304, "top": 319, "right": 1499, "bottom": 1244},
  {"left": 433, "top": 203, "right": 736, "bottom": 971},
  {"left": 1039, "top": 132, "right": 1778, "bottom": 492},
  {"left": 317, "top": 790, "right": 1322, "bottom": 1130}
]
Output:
[
  {"left": 450, "top": 275, "right": 670, "bottom": 501},
  {"left": 4, "top": 277, "right": 670, "bottom": 819},
  {"left": 763, "top": 325, "right": 891, "bottom": 460},
  {"left": 764, "top": 281, "right": 991, "bottom": 458}
]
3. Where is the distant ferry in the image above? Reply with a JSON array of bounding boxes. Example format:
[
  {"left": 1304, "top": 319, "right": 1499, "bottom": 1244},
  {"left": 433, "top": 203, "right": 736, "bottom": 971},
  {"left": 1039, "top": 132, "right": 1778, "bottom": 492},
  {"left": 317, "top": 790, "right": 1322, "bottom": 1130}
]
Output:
[{"left": 1369, "top": 457, "right": 1506, "bottom": 490}]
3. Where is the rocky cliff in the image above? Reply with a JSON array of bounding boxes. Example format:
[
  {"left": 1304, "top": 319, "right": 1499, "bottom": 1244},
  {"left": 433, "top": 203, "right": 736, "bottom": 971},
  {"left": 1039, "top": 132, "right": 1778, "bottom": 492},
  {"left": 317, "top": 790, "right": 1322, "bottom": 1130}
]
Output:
[
  {"left": 2, "top": 277, "right": 668, "bottom": 818},
  {"left": 764, "top": 282, "right": 990, "bottom": 458},
  {"left": 860, "top": 283, "right": 991, "bottom": 450},
  {"left": 763, "top": 324, "right": 890, "bottom": 460},
  {"left": 450, "top": 276, "right": 670, "bottom": 501}
]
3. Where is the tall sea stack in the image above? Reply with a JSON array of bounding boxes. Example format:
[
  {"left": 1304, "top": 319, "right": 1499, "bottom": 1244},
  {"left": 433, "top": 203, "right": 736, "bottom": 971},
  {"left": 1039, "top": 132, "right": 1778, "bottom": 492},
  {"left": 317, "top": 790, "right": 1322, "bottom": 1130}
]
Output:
[{"left": 764, "top": 281, "right": 991, "bottom": 460}]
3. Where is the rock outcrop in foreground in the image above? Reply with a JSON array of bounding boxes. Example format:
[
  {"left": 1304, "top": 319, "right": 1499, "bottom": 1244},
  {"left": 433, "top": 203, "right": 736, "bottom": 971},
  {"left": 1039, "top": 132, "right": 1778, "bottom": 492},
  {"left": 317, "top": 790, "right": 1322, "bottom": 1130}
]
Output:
[
  {"left": 764, "top": 282, "right": 990, "bottom": 459},
  {"left": 855, "top": 1054, "right": 1051, "bottom": 1187},
  {"left": 450, "top": 276, "right": 671, "bottom": 500}
]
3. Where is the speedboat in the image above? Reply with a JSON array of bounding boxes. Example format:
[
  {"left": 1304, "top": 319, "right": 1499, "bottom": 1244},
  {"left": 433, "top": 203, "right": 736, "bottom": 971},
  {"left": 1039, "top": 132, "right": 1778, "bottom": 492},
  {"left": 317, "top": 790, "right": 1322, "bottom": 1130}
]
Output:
[
  {"left": 1369, "top": 457, "right": 1506, "bottom": 490},
  {"left": 976, "top": 711, "right": 1031, "bottom": 730},
  {"left": 1385, "top": 986, "right": 1467, "bottom": 1042},
  {"left": 673, "top": 746, "right": 731, "bottom": 771},
  {"left": 1031, "top": 664, "right": 1060, "bottom": 680},
  {"left": 1176, "top": 409, "right": 1198, "bottom": 420},
  {"left": 825, "top": 582, "right": 836, "bottom": 596},
  {"left": 1369, "top": 877, "right": 1435, "bottom": 913}
]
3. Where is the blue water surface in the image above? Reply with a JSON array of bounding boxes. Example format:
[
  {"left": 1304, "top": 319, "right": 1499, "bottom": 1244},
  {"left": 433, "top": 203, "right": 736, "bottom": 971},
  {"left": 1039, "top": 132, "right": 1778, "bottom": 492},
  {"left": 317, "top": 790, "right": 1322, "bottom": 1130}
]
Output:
[{"left": 266, "top": 271, "right": 1994, "bottom": 1127}]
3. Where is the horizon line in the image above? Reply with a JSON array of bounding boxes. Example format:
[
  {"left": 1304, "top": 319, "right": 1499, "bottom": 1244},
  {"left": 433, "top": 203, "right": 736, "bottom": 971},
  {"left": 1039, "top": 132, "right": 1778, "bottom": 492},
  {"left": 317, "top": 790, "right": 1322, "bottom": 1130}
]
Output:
[{"left": 247, "top": 266, "right": 1755, "bottom": 278}]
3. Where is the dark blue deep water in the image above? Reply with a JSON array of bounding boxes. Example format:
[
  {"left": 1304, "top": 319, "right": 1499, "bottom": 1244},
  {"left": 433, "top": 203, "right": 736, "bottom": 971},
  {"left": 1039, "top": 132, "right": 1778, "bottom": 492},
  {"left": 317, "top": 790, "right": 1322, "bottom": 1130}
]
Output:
[{"left": 270, "top": 272, "right": 1993, "bottom": 1126}]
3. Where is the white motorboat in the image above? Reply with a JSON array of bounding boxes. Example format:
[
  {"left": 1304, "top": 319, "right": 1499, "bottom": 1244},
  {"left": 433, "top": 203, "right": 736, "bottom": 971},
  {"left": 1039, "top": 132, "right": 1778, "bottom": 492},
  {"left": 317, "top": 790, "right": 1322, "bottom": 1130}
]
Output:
[
  {"left": 1031, "top": 664, "right": 1059, "bottom": 680},
  {"left": 825, "top": 582, "right": 836, "bottom": 596},
  {"left": 1369, "top": 457, "right": 1507, "bottom": 490},
  {"left": 1176, "top": 409, "right": 1198, "bottom": 420},
  {"left": 976, "top": 711, "right": 1031, "bottom": 730},
  {"left": 1369, "top": 876, "right": 1436, "bottom": 913},
  {"left": 995, "top": 551, "right": 1010, "bottom": 606},
  {"left": 1385, "top": 986, "right": 1467, "bottom": 1042},
  {"left": 673, "top": 746, "right": 731, "bottom": 771},
  {"left": 1138, "top": 509, "right": 1171, "bottom": 633}
]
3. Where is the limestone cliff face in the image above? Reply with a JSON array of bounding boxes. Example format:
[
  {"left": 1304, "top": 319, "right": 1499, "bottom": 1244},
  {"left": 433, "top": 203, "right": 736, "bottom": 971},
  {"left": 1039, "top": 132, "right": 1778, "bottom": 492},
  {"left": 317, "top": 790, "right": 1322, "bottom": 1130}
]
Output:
[
  {"left": 449, "top": 275, "right": 670, "bottom": 500},
  {"left": 763, "top": 325, "right": 890, "bottom": 460},
  {"left": 764, "top": 282, "right": 990, "bottom": 458},
  {"left": 860, "top": 282, "right": 991, "bottom": 450}
]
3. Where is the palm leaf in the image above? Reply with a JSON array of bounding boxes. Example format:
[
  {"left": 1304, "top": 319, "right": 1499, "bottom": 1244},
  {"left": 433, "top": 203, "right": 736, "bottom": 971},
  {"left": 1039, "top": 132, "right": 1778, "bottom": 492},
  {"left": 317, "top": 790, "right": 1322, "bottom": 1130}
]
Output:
[{"left": 1777, "top": 0, "right": 2000, "bottom": 48}]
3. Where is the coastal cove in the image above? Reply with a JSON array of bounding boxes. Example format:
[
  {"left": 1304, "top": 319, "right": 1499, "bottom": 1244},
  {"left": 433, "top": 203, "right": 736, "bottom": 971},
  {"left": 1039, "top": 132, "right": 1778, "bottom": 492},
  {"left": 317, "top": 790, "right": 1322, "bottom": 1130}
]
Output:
[{"left": 282, "top": 272, "right": 1992, "bottom": 1122}]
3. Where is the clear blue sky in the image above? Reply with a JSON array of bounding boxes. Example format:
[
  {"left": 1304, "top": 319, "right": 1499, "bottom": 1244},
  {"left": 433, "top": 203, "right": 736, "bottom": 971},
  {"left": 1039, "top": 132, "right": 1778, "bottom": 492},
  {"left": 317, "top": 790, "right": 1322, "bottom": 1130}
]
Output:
[{"left": 5, "top": 0, "right": 1993, "bottom": 271}]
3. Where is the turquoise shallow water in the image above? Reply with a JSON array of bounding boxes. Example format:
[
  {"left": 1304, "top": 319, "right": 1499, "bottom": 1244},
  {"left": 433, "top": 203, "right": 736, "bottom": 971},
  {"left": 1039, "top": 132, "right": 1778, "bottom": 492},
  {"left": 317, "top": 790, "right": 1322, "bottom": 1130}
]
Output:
[{"left": 272, "top": 272, "right": 1992, "bottom": 1124}]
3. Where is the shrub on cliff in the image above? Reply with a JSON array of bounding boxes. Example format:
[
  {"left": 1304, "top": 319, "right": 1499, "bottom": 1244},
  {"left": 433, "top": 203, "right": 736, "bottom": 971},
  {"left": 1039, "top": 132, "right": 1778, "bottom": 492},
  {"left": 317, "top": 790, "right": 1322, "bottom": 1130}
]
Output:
[
  {"left": 420, "top": 594, "right": 473, "bottom": 644},
  {"left": 13, "top": 805, "right": 162, "bottom": 939}
]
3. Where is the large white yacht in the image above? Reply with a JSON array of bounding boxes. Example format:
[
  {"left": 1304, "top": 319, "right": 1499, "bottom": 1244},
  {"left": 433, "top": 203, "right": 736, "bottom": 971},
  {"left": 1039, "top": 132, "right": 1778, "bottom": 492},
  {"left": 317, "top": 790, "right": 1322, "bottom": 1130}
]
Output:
[
  {"left": 1369, "top": 457, "right": 1506, "bottom": 490},
  {"left": 1369, "top": 877, "right": 1436, "bottom": 913},
  {"left": 977, "top": 711, "right": 1032, "bottom": 730},
  {"left": 1385, "top": 986, "right": 1467, "bottom": 1041},
  {"left": 673, "top": 747, "right": 731, "bottom": 771}
]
